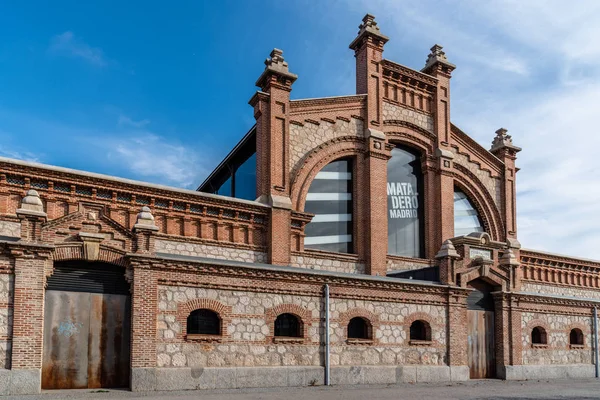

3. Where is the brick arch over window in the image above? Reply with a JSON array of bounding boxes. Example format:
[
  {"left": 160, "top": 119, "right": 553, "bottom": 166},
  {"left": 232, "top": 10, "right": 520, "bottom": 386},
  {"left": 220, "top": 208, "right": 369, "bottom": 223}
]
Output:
[
  {"left": 339, "top": 308, "right": 379, "bottom": 343},
  {"left": 177, "top": 298, "right": 232, "bottom": 340},
  {"left": 265, "top": 304, "right": 311, "bottom": 341},
  {"left": 385, "top": 125, "right": 436, "bottom": 156},
  {"left": 453, "top": 170, "right": 504, "bottom": 242},
  {"left": 53, "top": 244, "right": 128, "bottom": 267},
  {"left": 291, "top": 136, "right": 365, "bottom": 210},
  {"left": 404, "top": 312, "right": 440, "bottom": 343}
]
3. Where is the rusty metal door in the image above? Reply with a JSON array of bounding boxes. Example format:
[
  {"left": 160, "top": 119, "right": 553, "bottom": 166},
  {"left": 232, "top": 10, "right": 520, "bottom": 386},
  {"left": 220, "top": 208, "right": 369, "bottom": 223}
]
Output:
[
  {"left": 467, "top": 309, "right": 495, "bottom": 379},
  {"left": 42, "top": 262, "right": 131, "bottom": 390},
  {"left": 42, "top": 290, "right": 131, "bottom": 389}
]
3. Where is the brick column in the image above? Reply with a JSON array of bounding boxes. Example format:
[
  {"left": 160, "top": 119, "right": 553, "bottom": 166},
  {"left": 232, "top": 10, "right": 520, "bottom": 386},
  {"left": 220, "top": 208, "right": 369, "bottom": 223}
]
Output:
[
  {"left": 133, "top": 206, "right": 158, "bottom": 255},
  {"left": 250, "top": 49, "right": 297, "bottom": 266},
  {"left": 349, "top": 15, "right": 390, "bottom": 275},
  {"left": 490, "top": 129, "right": 521, "bottom": 241},
  {"left": 9, "top": 189, "right": 51, "bottom": 394},
  {"left": 493, "top": 292, "right": 522, "bottom": 378},
  {"left": 422, "top": 46, "right": 456, "bottom": 251},
  {"left": 129, "top": 261, "right": 158, "bottom": 391},
  {"left": 363, "top": 130, "right": 391, "bottom": 275},
  {"left": 447, "top": 288, "right": 469, "bottom": 370},
  {"left": 436, "top": 239, "right": 460, "bottom": 285}
]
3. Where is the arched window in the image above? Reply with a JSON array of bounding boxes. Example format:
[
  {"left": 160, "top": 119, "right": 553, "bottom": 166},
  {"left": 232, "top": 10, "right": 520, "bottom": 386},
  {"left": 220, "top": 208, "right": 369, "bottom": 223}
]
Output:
[
  {"left": 274, "top": 313, "right": 302, "bottom": 338},
  {"left": 347, "top": 317, "right": 372, "bottom": 340},
  {"left": 409, "top": 320, "right": 431, "bottom": 341},
  {"left": 531, "top": 327, "right": 547, "bottom": 345},
  {"left": 454, "top": 189, "right": 484, "bottom": 236},
  {"left": 387, "top": 146, "right": 424, "bottom": 258},
  {"left": 570, "top": 328, "right": 584, "bottom": 346},
  {"left": 305, "top": 158, "right": 353, "bottom": 253},
  {"left": 187, "top": 309, "right": 221, "bottom": 335}
]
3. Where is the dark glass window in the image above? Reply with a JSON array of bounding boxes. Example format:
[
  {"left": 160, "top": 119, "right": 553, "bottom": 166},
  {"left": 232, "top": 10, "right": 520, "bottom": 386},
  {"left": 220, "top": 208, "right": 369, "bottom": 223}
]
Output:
[
  {"left": 387, "top": 146, "right": 424, "bottom": 258},
  {"left": 531, "top": 327, "right": 547, "bottom": 344},
  {"left": 274, "top": 313, "right": 301, "bottom": 337},
  {"left": 570, "top": 328, "right": 584, "bottom": 346},
  {"left": 454, "top": 189, "right": 484, "bottom": 236},
  {"left": 187, "top": 309, "right": 220, "bottom": 335},
  {"left": 304, "top": 159, "right": 353, "bottom": 253},
  {"left": 409, "top": 320, "right": 431, "bottom": 341},
  {"left": 234, "top": 153, "right": 256, "bottom": 201},
  {"left": 216, "top": 176, "right": 232, "bottom": 197},
  {"left": 348, "top": 317, "right": 371, "bottom": 339}
]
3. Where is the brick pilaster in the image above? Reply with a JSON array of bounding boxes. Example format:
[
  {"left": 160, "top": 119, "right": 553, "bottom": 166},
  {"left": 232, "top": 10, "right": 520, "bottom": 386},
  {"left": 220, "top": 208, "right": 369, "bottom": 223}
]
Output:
[
  {"left": 250, "top": 49, "right": 297, "bottom": 266},
  {"left": 10, "top": 247, "right": 51, "bottom": 371},
  {"left": 422, "top": 46, "right": 457, "bottom": 250},
  {"left": 447, "top": 288, "right": 469, "bottom": 366},
  {"left": 130, "top": 263, "right": 157, "bottom": 369}
]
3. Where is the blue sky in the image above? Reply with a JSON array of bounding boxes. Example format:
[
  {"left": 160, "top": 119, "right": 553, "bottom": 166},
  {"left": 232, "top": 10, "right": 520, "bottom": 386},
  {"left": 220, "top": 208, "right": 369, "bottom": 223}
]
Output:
[{"left": 1, "top": 0, "right": 600, "bottom": 259}]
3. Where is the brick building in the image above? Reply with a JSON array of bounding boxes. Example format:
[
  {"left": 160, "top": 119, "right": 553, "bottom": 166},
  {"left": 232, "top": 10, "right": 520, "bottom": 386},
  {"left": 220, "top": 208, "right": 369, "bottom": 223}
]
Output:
[{"left": 0, "top": 14, "right": 598, "bottom": 395}]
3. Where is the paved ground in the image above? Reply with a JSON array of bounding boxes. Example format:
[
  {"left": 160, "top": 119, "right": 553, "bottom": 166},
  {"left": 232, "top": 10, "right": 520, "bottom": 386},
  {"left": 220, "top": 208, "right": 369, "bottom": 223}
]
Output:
[{"left": 4, "top": 379, "right": 600, "bottom": 400}]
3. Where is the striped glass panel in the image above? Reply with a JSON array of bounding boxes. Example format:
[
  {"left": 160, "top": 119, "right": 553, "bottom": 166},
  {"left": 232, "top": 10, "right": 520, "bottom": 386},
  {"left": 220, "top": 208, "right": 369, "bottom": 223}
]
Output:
[
  {"left": 304, "top": 159, "right": 353, "bottom": 253},
  {"left": 454, "top": 190, "right": 484, "bottom": 236}
]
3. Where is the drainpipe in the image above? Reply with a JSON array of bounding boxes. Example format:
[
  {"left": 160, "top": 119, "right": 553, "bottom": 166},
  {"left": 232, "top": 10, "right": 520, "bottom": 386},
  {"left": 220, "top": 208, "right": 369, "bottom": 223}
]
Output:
[
  {"left": 324, "top": 284, "right": 330, "bottom": 385},
  {"left": 595, "top": 306, "right": 599, "bottom": 379}
]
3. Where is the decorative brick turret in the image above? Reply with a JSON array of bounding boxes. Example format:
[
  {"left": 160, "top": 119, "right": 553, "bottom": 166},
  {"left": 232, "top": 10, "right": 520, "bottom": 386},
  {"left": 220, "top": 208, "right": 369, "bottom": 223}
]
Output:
[
  {"left": 491, "top": 128, "right": 521, "bottom": 241},
  {"left": 436, "top": 239, "right": 460, "bottom": 285},
  {"left": 16, "top": 189, "right": 47, "bottom": 242},
  {"left": 250, "top": 49, "right": 297, "bottom": 265},
  {"left": 133, "top": 206, "right": 158, "bottom": 254}
]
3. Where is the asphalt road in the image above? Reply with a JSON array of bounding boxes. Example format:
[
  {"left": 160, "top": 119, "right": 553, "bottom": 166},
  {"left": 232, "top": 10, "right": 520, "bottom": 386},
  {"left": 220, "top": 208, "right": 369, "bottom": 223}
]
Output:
[{"left": 5, "top": 379, "right": 600, "bottom": 400}]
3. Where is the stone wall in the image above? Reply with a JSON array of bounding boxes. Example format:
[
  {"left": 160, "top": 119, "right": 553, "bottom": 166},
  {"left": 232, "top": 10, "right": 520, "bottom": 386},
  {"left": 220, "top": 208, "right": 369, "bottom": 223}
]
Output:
[
  {"left": 387, "top": 257, "right": 431, "bottom": 274},
  {"left": 155, "top": 239, "right": 267, "bottom": 264},
  {"left": 521, "top": 311, "right": 593, "bottom": 365},
  {"left": 0, "top": 274, "right": 13, "bottom": 369},
  {"left": 382, "top": 101, "right": 434, "bottom": 133},
  {"left": 0, "top": 221, "right": 19, "bottom": 239},
  {"left": 289, "top": 117, "right": 363, "bottom": 172},
  {"left": 521, "top": 282, "right": 600, "bottom": 300},
  {"left": 156, "top": 285, "right": 447, "bottom": 369},
  {"left": 451, "top": 150, "right": 502, "bottom": 207},
  {"left": 290, "top": 254, "right": 365, "bottom": 274}
]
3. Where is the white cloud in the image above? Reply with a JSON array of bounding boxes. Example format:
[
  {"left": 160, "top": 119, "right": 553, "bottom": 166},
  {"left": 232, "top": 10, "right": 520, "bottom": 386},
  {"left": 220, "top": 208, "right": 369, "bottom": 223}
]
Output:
[
  {"left": 0, "top": 145, "right": 40, "bottom": 162},
  {"left": 349, "top": 0, "right": 600, "bottom": 258},
  {"left": 49, "top": 31, "right": 108, "bottom": 67},
  {"left": 106, "top": 133, "right": 206, "bottom": 189},
  {"left": 118, "top": 115, "right": 150, "bottom": 128}
]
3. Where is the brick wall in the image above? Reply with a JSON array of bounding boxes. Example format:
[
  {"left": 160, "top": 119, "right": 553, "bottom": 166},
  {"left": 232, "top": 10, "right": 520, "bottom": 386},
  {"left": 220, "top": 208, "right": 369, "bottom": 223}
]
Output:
[
  {"left": 290, "top": 253, "right": 365, "bottom": 274},
  {"left": 382, "top": 101, "right": 434, "bottom": 133}
]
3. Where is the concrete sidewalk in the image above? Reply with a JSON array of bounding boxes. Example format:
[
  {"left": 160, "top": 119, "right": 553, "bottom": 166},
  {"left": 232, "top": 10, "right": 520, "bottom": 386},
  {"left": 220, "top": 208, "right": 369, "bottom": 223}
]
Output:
[{"left": 3, "top": 379, "right": 600, "bottom": 400}]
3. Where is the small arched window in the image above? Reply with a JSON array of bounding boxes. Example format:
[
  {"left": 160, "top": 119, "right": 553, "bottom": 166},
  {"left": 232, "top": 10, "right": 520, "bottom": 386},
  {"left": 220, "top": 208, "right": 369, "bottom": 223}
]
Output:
[
  {"left": 274, "top": 313, "right": 302, "bottom": 338},
  {"left": 187, "top": 309, "right": 221, "bottom": 335},
  {"left": 531, "top": 327, "right": 547, "bottom": 345},
  {"left": 570, "top": 328, "right": 584, "bottom": 346},
  {"left": 347, "top": 317, "right": 372, "bottom": 340},
  {"left": 409, "top": 320, "right": 431, "bottom": 342}
]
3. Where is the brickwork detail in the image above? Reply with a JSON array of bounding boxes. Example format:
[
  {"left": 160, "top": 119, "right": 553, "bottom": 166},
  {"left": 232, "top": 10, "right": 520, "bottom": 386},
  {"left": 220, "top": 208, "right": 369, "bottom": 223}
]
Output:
[
  {"left": 156, "top": 239, "right": 267, "bottom": 263},
  {"left": 289, "top": 117, "right": 364, "bottom": 173},
  {"left": 382, "top": 101, "right": 434, "bottom": 133},
  {"left": 290, "top": 254, "right": 365, "bottom": 274},
  {"left": 521, "top": 312, "right": 593, "bottom": 365},
  {"left": 451, "top": 149, "right": 502, "bottom": 207},
  {"left": 0, "top": 221, "right": 20, "bottom": 238}
]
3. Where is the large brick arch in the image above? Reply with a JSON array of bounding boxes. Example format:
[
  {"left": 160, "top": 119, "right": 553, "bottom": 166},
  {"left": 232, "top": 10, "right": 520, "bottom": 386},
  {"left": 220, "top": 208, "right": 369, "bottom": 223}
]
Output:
[
  {"left": 452, "top": 167, "right": 504, "bottom": 241},
  {"left": 291, "top": 136, "right": 365, "bottom": 211}
]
